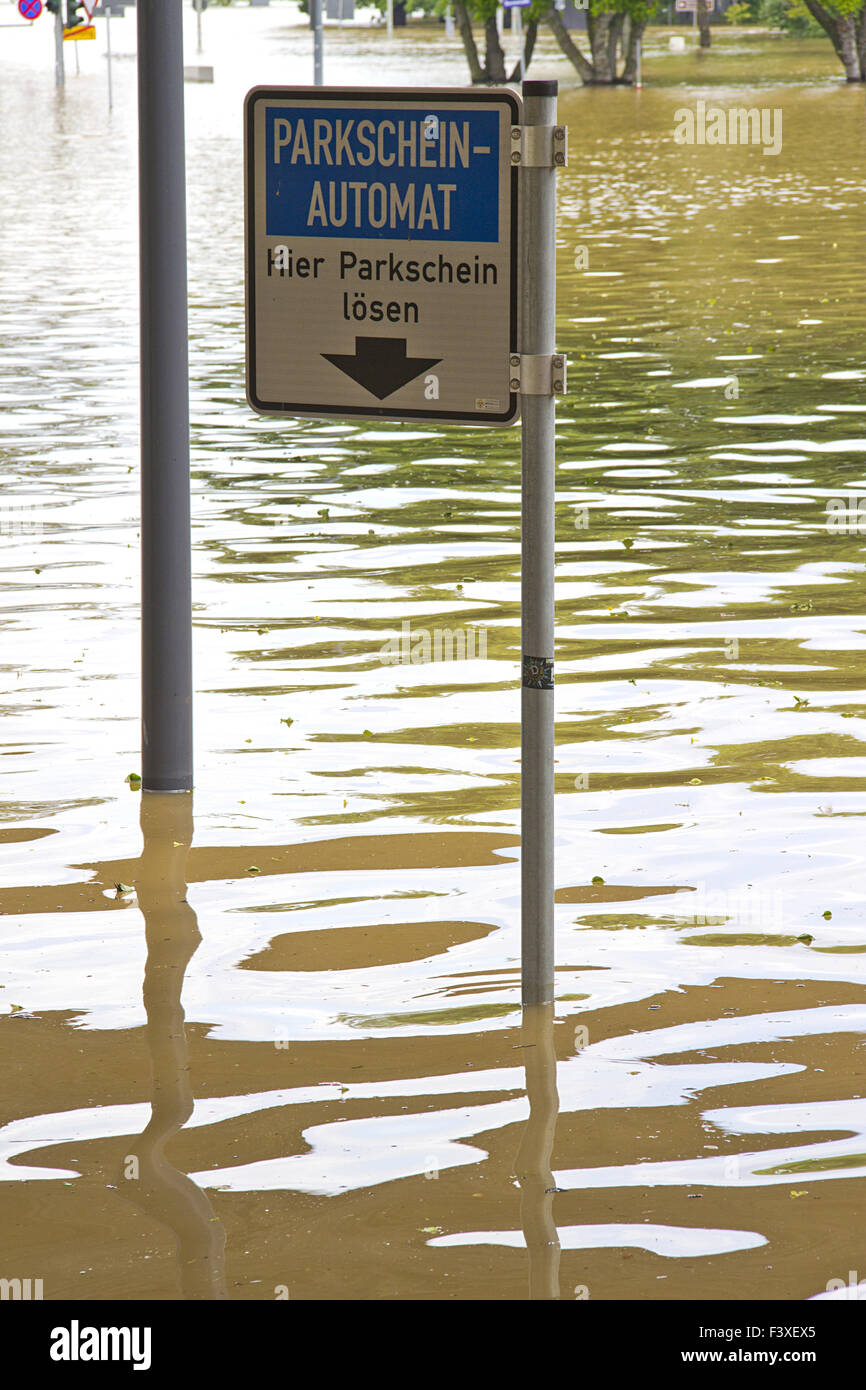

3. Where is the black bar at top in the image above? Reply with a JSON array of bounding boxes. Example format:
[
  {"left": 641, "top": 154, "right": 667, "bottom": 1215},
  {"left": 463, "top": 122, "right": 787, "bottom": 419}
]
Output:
[{"left": 523, "top": 80, "right": 558, "bottom": 96}]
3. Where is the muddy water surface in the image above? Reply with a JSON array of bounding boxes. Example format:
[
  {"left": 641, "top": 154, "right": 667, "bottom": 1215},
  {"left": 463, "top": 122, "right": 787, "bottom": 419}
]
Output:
[{"left": 1, "top": 7, "right": 865, "bottom": 1300}]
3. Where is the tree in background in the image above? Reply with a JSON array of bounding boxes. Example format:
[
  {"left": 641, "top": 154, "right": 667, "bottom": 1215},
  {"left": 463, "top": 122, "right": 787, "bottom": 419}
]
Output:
[
  {"left": 452, "top": 0, "right": 543, "bottom": 82},
  {"left": 762, "top": 0, "right": 866, "bottom": 77},
  {"left": 546, "top": 0, "right": 658, "bottom": 83},
  {"left": 697, "top": 0, "right": 712, "bottom": 45}
]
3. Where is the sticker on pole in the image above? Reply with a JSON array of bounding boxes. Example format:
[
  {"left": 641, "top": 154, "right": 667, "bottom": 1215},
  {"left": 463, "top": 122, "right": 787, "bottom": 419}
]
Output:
[{"left": 244, "top": 85, "right": 521, "bottom": 425}]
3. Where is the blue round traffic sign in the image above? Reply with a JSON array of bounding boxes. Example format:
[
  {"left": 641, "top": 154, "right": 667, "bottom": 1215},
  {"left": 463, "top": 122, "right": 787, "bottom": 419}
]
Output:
[{"left": 19, "top": 0, "right": 43, "bottom": 18}]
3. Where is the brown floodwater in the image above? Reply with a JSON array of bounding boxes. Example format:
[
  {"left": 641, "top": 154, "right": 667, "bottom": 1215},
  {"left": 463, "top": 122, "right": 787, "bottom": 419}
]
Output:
[{"left": 1, "top": 7, "right": 865, "bottom": 1301}]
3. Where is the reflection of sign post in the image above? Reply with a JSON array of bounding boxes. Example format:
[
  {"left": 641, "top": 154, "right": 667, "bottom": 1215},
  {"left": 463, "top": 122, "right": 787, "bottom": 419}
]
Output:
[
  {"left": 245, "top": 86, "right": 521, "bottom": 424},
  {"left": 245, "top": 82, "right": 567, "bottom": 1007}
]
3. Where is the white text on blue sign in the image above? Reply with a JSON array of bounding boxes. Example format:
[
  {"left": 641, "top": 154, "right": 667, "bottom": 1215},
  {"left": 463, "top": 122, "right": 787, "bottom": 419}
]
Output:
[{"left": 265, "top": 107, "right": 500, "bottom": 241}]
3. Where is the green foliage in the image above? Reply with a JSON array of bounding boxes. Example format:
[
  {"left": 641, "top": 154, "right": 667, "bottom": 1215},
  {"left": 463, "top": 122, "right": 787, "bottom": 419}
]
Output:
[
  {"left": 758, "top": 0, "right": 824, "bottom": 33},
  {"left": 585, "top": 0, "right": 661, "bottom": 17},
  {"left": 723, "top": 0, "right": 755, "bottom": 21}
]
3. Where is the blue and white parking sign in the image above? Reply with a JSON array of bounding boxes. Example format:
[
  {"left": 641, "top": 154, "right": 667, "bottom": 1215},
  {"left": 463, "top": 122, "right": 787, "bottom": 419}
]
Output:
[
  {"left": 246, "top": 87, "right": 521, "bottom": 425},
  {"left": 264, "top": 105, "right": 502, "bottom": 242}
]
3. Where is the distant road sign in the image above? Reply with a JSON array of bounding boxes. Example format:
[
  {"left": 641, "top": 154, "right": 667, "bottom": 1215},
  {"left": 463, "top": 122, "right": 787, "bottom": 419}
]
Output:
[
  {"left": 245, "top": 86, "right": 521, "bottom": 425},
  {"left": 18, "top": 0, "right": 42, "bottom": 18},
  {"left": 63, "top": 22, "right": 96, "bottom": 37}
]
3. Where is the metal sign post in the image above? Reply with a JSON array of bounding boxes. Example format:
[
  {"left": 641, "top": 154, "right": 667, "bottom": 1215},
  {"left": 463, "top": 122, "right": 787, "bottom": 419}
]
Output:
[
  {"left": 106, "top": 3, "right": 113, "bottom": 111},
  {"left": 519, "top": 80, "right": 560, "bottom": 1007},
  {"left": 244, "top": 80, "right": 564, "bottom": 1004},
  {"left": 138, "top": 0, "right": 193, "bottom": 793},
  {"left": 311, "top": 0, "right": 323, "bottom": 84},
  {"left": 54, "top": 5, "right": 65, "bottom": 87}
]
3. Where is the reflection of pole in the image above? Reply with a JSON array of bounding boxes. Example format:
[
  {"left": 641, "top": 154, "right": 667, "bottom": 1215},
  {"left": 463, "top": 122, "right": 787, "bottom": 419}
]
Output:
[
  {"left": 515, "top": 1004, "right": 561, "bottom": 1299},
  {"left": 138, "top": 0, "right": 193, "bottom": 795},
  {"left": 106, "top": 6, "right": 113, "bottom": 111},
  {"left": 635, "top": 35, "right": 641, "bottom": 89},
  {"left": 386, "top": 0, "right": 393, "bottom": 38},
  {"left": 195, "top": 0, "right": 202, "bottom": 53},
  {"left": 312, "top": 0, "right": 323, "bottom": 83},
  {"left": 117, "top": 793, "right": 228, "bottom": 1299},
  {"left": 444, "top": 2, "right": 454, "bottom": 38},
  {"left": 520, "top": 79, "right": 557, "bottom": 1008},
  {"left": 54, "top": 7, "right": 65, "bottom": 87}
]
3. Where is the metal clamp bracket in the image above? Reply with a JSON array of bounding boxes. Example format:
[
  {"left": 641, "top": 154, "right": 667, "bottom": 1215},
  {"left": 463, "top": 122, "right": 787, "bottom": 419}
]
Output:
[
  {"left": 509, "top": 354, "right": 567, "bottom": 397},
  {"left": 510, "top": 125, "right": 568, "bottom": 168}
]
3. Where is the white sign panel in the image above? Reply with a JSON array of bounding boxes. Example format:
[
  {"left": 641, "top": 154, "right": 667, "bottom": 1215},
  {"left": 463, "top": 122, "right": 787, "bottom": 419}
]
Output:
[{"left": 245, "top": 86, "right": 521, "bottom": 425}]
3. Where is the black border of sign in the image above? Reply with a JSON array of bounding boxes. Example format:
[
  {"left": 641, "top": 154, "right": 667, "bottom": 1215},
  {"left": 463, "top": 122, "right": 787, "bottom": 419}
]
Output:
[{"left": 244, "top": 85, "right": 521, "bottom": 427}]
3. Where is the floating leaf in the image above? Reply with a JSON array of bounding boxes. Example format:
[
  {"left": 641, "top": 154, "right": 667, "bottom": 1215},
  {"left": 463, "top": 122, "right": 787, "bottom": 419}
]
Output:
[
  {"left": 797, "top": 933, "right": 814, "bottom": 944},
  {"left": 591, "top": 875, "right": 604, "bottom": 885},
  {"left": 688, "top": 777, "right": 702, "bottom": 785},
  {"left": 822, "top": 910, "right": 832, "bottom": 921},
  {"left": 280, "top": 717, "right": 294, "bottom": 727},
  {"left": 125, "top": 772, "right": 142, "bottom": 789},
  {"left": 115, "top": 882, "right": 135, "bottom": 896},
  {"left": 247, "top": 866, "right": 260, "bottom": 875},
  {"left": 622, "top": 538, "right": 634, "bottom": 550}
]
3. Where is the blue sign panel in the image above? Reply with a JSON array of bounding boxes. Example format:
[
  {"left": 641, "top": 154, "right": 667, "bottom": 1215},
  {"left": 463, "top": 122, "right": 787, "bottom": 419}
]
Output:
[{"left": 264, "top": 105, "right": 500, "bottom": 242}]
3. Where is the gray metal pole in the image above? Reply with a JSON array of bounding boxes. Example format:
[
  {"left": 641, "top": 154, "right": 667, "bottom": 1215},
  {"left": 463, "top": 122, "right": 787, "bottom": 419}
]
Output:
[
  {"left": 54, "top": 8, "right": 65, "bottom": 88},
  {"left": 138, "top": 0, "right": 193, "bottom": 793},
  {"left": 520, "top": 80, "right": 557, "bottom": 1006},
  {"left": 311, "top": 0, "right": 323, "bottom": 84},
  {"left": 195, "top": 0, "right": 203, "bottom": 54},
  {"left": 106, "top": 7, "right": 113, "bottom": 112},
  {"left": 515, "top": 6, "right": 524, "bottom": 84}
]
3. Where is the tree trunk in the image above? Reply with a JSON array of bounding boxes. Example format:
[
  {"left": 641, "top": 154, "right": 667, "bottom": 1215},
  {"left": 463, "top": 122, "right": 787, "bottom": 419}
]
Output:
[
  {"left": 697, "top": 0, "right": 711, "bottom": 48},
  {"left": 508, "top": 16, "right": 539, "bottom": 81},
  {"left": 837, "top": 13, "right": 862, "bottom": 78},
  {"left": 607, "top": 13, "right": 624, "bottom": 75},
  {"left": 546, "top": 3, "right": 597, "bottom": 83},
  {"left": 484, "top": 11, "right": 507, "bottom": 82},
  {"left": 454, "top": 0, "right": 486, "bottom": 82},
  {"left": 588, "top": 11, "right": 617, "bottom": 81},
  {"left": 621, "top": 16, "right": 646, "bottom": 84},
  {"left": 801, "top": 0, "right": 865, "bottom": 78}
]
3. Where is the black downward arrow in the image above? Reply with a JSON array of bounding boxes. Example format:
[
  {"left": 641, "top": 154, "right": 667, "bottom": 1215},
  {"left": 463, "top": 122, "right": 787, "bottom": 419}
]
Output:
[{"left": 322, "top": 337, "right": 441, "bottom": 401}]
